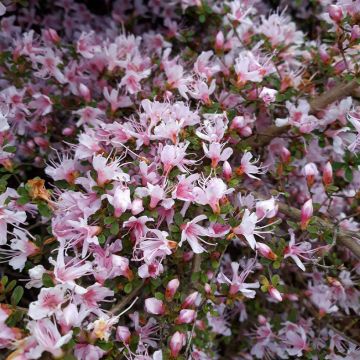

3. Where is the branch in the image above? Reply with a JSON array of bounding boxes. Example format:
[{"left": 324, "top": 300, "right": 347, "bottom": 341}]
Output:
[
  {"left": 240, "top": 79, "right": 359, "bottom": 150},
  {"left": 309, "top": 79, "right": 358, "bottom": 112},
  {"left": 277, "top": 202, "right": 360, "bottom": 259},
  {"left": 110, "top": 281, "right": 144, "bottom": 315}
]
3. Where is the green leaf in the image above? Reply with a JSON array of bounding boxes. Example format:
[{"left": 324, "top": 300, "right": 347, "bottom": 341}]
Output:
[
  {"left": 5, "top": 280, "right": 17, "bottom": 293},
  {"left": 42, "top": 273, "right": 54, "bottom": 287},
  {"left": 11, "top": 286, "right": 24, "bottom": 306},
  {"left": 38, "top": 202, "right": 52, "bottom": 217},
  {"left": 110, "top": 222, "right": 119, "bottom": 235},
  {"left": 345, "top": 167, "right": 353, "bottom": 182},
  {"left": 271, "top": 275, "right": 280, "bottom": 286},
  {"left": 273, "top": 261, "right": 281, "bottom": 269},
  {"left": 3, "top": 146, "right": 16, "bottom": 153},
  {"left": 174, "top": 213, "right": 183, "bottom": 226},
  {"left": 104, "top": 216, "right": 115, "bottom": 225},
  {"left": 124, "top": 283, "right": 133, "bottom": 294}
]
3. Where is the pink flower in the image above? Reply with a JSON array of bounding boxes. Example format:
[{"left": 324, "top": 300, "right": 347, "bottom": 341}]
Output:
[
  {"left": 180, "top": 215, "right": 211, "bottom": 254},
  {"left": 135, "top": 229, "right": 176, "bottom": 263},
  {"left": 102, "top": 185, "right": 131, "bottom": 217},
  {"left": 92, "top": 154, "right": 130, "bottom": 186},
  {"left": 116, "top": 326, "right": 131, "bottom": 344},
  {"left": 233, "top": 209, "right": 273, "bottom": 250},
  {"left": 28, "top": 285, "right": 66, "bottom": 320},
  {"left": 172, "top": 174, "right": 199, "bottom": 201},
  {"left": 236, "top": 152, "right": 266, "bottom": 180},
  {"left": 27, "top": 319, "right": 73, "bottom": 358},
  {"left": 193, "top": 177, "right": 233, "bottom": 214},
  {"left": 202, "top": 142, "right": 233, "bottom": 168},
  {"left": 284, "top": 231, "right": 327, "bottom": 271},
  {"left": 0, "top": 228, "right": 39, "bottom": 271},
  {"left": 145, "top": 298, "right": 165, "bottom": 315},
  {"left": 217, "top": 261, "right": 259, "bottom": 298}
]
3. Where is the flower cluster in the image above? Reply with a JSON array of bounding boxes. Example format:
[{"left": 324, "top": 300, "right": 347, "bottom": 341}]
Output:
[{"left": 0, "top": 0, "right": 359, "bottom": 359}]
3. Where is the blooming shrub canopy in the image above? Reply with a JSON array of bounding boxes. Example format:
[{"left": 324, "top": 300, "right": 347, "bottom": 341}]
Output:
[{"left": 0, "top": 0, "right": 360, "bottom": 359}]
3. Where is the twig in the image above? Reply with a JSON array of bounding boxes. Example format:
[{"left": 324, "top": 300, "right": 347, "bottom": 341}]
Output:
[{"left": 110, "top": 281, "right": 144, "bottom": 315}]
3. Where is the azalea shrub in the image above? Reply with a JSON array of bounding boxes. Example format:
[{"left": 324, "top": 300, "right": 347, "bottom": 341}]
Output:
[{"left": 0, "top": 0, "right": 360, "bottom": 359}]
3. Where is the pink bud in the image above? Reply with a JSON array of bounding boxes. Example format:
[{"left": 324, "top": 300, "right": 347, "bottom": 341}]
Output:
[
  {"left": 62, "top": 127, "right": 75, "bottom": 136},
  {"left": 269, "top": 286, "right": 283, "bottom": 302},
  {"left": 181, "top": 292, "right": 199, "bottom": 309},
  {"left": 222, "top": 161, "right": 232, "bottom": 181},
  {"left": 116, "top": 326, "right": 131, "bottom": 344},
  {"left": 215, "top": 31, "right": 224, "bottom": 51},
  {"left": 319, "top": 47, "right": 330, "bottom": 63},
  {"left": 303, "top": 163, "right": 318, "bottom": 187},
  {"left": 239, "top": 126, "right": 252, "bottom": 137},
  {"left": 175, "top": 309, "right": 196, "bottom": 324},
  {"left": 165, "top": 278, "right": 180, "bottom": 301},
  {"left": 301, "top": 199, "right": 313, "bottom": 230},
  {"left": 322, "top": 162, "right": 333, "bottom": 187},
  {"left": 256, "top": 242, "right": 277, "bottom": 260},
  {"left": 34, "top": 137, "right": 49, "bottom": 149},
  {"left": 44, "top": 28, "right": 60, "bottom": 44},
  {"left": 328, "top": 5, "right": 343, "bottom": 22},
  {"left": 204, "top": 283, "right": 211, "bottom": 294},
  {"left": 170, "top": 331, "right": 186, "bottom": 357},
  {"left": 79, "top": 83, "right": 91, "bottom": 102},
  {"left": 144, "top": 298, "right": 165, "bottom": 315},
  {"left": 280, "top": 147, "right": 291, "bottom": 163},
  {"left": 230, "top": 116, "right": 245, "bottom": 130},
  {"left": 334, "top": 60, "right": 346, "bottom": 75}
]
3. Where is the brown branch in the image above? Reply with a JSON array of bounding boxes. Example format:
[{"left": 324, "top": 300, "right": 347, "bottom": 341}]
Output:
[
  {"left": 110, "top": 281, "right": 144, "bottom": 315},
  {"left": 309, "top": 79, "right": 358, "bottom": 112},
  {"left": 240, "top": 78, "right": 359, "bottom": 150}
]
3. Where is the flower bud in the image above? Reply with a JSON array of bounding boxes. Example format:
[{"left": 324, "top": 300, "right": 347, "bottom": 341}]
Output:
[
  {"left": 79, "top": 83, "right": 91, "bottom": 102},
  {"left": 62, "top": 127, "right": 75, "bottom": 136},
  {"left": 328, "top": 5, "right": 343, "bottom": 22},
  {"left": 334, "top": 60, "right": 346, "bottom": 75},
  {"left": 322, "top": 162, "right": 333, "bottom": 187},
  {"left": 268, "top": 286, "right": 282, "bottom": 302},
  {"left": 280, "top": 147, "right": 291, "bottom": 164},
  {"left": 215, "top": 31, "right": 224, "bottom": 51},
  {"left": 144, "top": 298, "right": 165, "bottom": 315},
  {"left": 175, "top": 309, "right": 196, "bottom": 324},
  {"left": 170, "top": 331, "right": 186, "bottom": 357},
  {"left": 165, "top": 278, "right": 180, "bottom": 301},
  {"left": 256, "top": 242, "right": 277, "bottom": 260},
  {"left": 44, "top": 28, "right": 60, "bottom": 44},
  {"left": 204, "top": 283, "right": 211, "bottom": 294},
  {"left": 301, "top": 199, "right": 313, "bottom": 230},
  {"left": 116, "top": 326, "right": 131, "bottom": 344},
  {"left": 181, "top": 291, "right": 199, "bottom": 309},
  {"left": 303, "top": 163, "right": 318, "bottom": 187},
  {"left": 222, "top": 161, "right": 232, "bottom": 181}
]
